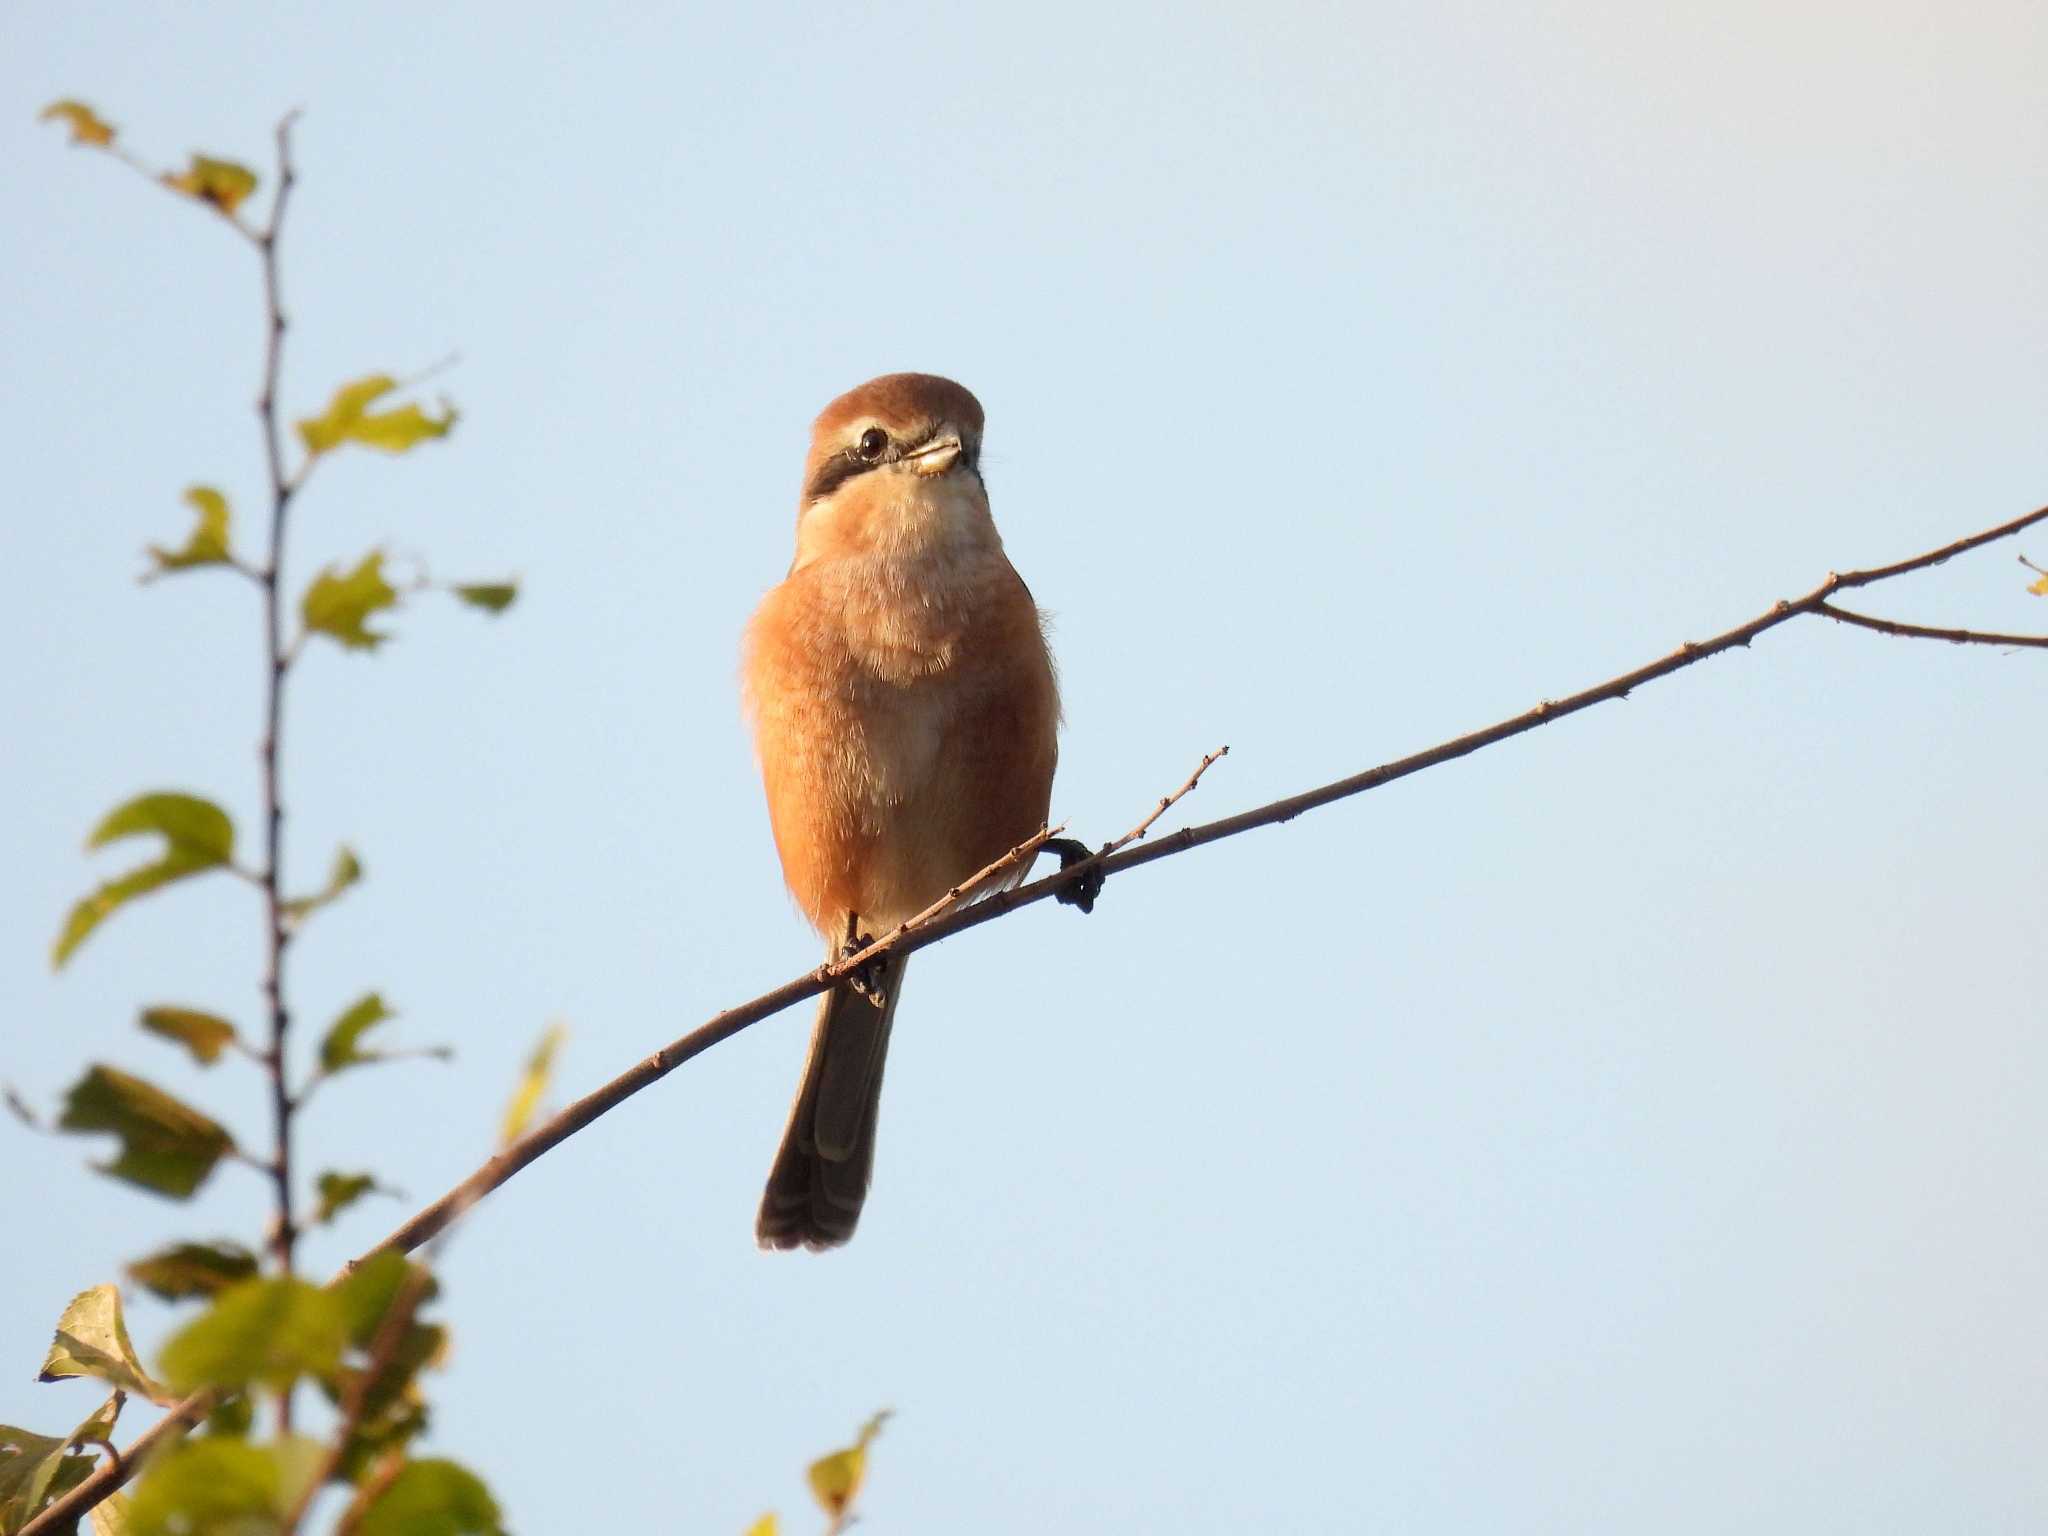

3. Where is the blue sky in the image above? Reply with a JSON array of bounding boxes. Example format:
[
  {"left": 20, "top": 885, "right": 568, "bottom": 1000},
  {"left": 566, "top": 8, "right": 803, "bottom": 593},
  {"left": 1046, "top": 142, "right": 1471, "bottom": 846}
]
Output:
[{"left": 6, "top": 2, "right": 2047, "bottom": 1530}]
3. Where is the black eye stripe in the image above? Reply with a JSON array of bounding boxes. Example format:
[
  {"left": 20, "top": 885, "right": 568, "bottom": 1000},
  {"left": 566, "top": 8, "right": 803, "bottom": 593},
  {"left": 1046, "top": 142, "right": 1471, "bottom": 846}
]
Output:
[
  {"left": 801, "top": 424, "right": 981, "bottom": 503},
  {"left": 804, "top": 449, "right": 875, "bottom": 503}
]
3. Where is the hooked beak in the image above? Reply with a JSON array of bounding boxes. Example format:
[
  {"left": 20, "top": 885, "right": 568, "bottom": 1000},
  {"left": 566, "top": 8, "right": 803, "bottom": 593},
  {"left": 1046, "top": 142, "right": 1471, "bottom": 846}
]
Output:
[{"left": 904, "top": 433, "right": 963, "bottom": 477}]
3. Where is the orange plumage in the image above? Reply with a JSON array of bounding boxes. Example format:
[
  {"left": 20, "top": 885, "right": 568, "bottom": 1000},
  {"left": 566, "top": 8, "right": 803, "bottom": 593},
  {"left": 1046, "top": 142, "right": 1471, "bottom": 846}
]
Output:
[{"left": 744, "top": 373, "right": 1060, "bottom": 1249}]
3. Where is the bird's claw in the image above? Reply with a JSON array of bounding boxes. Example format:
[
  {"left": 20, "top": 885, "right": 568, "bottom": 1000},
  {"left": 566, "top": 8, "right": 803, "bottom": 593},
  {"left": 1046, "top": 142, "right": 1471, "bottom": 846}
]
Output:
[
  {"left": 1044, "top": 837, "right": 1109, "bottom": 914},
  {"left": 839, "top": 929, "right": 890, "bottom": 1004}
]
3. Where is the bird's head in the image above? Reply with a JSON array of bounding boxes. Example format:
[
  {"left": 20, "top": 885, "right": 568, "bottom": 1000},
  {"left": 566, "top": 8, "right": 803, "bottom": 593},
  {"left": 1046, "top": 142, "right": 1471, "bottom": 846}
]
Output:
[{"left": 792, "top": 373, "right": 993, "bottom": 568}]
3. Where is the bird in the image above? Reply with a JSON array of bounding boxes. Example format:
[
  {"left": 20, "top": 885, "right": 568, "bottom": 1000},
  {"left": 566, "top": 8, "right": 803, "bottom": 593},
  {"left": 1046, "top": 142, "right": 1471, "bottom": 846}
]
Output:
[{"left": 743, "top": 372, "right": 1085, "bottom": 1250}]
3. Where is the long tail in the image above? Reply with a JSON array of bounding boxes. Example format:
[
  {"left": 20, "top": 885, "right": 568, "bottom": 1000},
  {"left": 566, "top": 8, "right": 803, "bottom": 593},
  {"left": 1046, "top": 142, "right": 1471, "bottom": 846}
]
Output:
[{"left": 756, "top": 954, "right": 907, "bottom": 1251}]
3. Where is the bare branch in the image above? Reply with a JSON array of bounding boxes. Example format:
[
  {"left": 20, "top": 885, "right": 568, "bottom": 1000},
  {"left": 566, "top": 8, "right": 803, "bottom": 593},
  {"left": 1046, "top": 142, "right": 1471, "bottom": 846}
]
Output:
[
  {"left": 348, "top": 504, "right": 2048, "bottom": 1267},
  {"left": 1816, "top": 601, "right": 2048, "bottom": 649},
  {"left": 27, "top": 501, "right": 2048, "bottom": 1536}
]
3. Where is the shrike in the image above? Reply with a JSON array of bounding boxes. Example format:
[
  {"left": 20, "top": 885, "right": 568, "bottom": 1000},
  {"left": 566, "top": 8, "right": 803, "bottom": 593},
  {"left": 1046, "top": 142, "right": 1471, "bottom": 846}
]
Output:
[{"left": 744, "top": 373, "right": 1089, "bottom": 1250}]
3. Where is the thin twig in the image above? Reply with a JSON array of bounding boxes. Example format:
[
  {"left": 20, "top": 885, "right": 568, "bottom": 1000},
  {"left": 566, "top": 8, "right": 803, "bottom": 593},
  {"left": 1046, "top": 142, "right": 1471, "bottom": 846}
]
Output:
[
  {"left": 254, "top": 111, "right": 304, "bottom": 1436},
  {"left": 1816, "top": 601, "right": 2048, "bottom": 649},
  {"left": 27, "top": 504, "right": 2048, "bottom": 1536},
  {"left": 1100, "top": 746, "right": 1229, "bottom": 858},
  {"left": 838, "top": 824, "right": 1065, "bottom": 978},
  {"left": 73, "top": 1437, "right": 121, "bottom": 1476}
]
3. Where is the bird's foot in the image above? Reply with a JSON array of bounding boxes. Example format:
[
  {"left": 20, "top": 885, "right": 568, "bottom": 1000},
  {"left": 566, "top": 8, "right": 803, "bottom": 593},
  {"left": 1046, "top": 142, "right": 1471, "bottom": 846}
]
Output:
[
  {"left": 838, "top": 929, "right": 890, "bottom": 1004},
  {"left": 1043, "top": 837, "right": 1109, "bottom": 914}
]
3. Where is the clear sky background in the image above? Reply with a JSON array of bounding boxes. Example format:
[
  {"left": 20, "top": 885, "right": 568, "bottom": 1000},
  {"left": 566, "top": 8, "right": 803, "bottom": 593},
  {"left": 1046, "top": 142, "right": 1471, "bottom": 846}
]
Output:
[{"left": 5, "top": 2, "right": 2046, "bottom": 1531}]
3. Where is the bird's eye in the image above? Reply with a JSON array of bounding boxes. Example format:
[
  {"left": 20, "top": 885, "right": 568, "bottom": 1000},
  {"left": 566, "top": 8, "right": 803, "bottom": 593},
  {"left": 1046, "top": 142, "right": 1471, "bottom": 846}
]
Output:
[{"left": 856, "top": 428, "right": 889, "bottom": 461}]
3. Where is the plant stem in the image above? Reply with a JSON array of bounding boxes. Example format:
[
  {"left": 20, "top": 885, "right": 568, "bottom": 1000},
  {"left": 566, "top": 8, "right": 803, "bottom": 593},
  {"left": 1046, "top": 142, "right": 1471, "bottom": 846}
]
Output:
[{"left": 255, "top": 111, "right": 304, "bottom": 1435}]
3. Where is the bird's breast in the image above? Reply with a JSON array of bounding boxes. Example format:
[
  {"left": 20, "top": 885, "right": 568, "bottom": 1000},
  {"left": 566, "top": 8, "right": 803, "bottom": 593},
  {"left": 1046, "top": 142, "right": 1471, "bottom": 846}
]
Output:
[{"left": 744, "top": 545, "right": 1058, "bottom": 931}]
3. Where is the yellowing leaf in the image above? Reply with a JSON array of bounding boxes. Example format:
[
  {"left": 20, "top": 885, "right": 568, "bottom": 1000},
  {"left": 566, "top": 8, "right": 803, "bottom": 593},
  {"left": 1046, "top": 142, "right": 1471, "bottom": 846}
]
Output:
[
  {"left": 88, "top": 1490, "right": 134, "bottom": 1536},
  {"left": 743, "top": 1517, "right": 778, "bottom": 1536},
  {"left": 302, "top": 552, "right": 400, "bottom": 651},
  {"left": 320, "top": 992, "right": 395, "bottom": 1073},
  {"left": 161, "top": 154, "right": 258, "bottom": 215},
  {"left": 53, "top": 792, "right": 236, "bottom": 967},
  {"left": 56, "top": 1066, "right": 235, "bottom": 1200},
  {"left": 40, "top": 99, "right": 116, "bottom": 147},
  {"left": 139, "top": 1006, "right": 238, "bottom": 1065},
  {"left": 500, "top": 1023, "right": 566, "bottom": 1147},
  {"left": 2030, "top": 573, "right": 2048, "bottom": 596},
  {"left": 282, "top": 845, "right": 363, "bottom": 922},
  {"left": 314, "top": 1169, "right": 395, "bottom": 1225},
  {"left": 145, "top": 487, "right": 235, "bottom": 578},
  {"left": 806, "top": 1410, "right": 890, "bottom": 1521},
  {"left": 39, "top": 1285, "right": 169, "bottom": 1402},
  {"left": 453, "top": 582, "right": 518, "bottom": 615},
  {"left": 297, "top": 373, "right": 457, "bottom": 456}
]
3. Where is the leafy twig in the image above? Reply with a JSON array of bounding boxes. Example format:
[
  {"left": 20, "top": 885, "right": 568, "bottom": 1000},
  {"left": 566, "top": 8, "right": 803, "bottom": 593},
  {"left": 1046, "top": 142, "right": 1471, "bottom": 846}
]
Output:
[
  {"left": 279, "top": 1264, "right": 434, "bottom": 1533},
  {"left": 253, "top": 114, "right": 306, "bottom": 1443}
]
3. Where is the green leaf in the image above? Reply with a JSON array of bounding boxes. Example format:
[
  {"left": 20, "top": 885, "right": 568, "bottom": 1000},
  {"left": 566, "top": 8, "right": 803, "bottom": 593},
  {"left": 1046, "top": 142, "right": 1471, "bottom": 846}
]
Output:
[
  {"left": 39, "top": 1285, "right": 168, "bottom": 1402},
  {"left": 202, "top": 1396, "right": 252, "bottom": 1440},
  {"left": 333, "top": 1395, "right": 429, "bottom": 1486},
  {"left": 126, "top": 1241, "right": 260, "bottom": 1302},
  {"left": 144, "top": 487, "right": 235, "bottom": 579},
  {"left": 452, "top": 582, "right": 518, "bottom": 615},
  {"left": 0, "top": 1423, "right": 67, "bottom": 1530},
  {"left": 281, "top": 846, "right": 363, "bottom": 922},
  {"left": 320, "top": 993, "right": 395, "bottom": 1073},
  {"left": 301, "top": 553, "right": 400, "bottom": 652},
  {"left": 332, "top": 1251, "right": 422, "bottom": 1346},
  {"left": 341, "top": 1321, "right": 444, "bottom": 1428},
  {"left": 55, "top": 1066, "right": 234, "bottom": 1199},
  {"left": 40, "top": 99, "right": 116, "bottom": 147},
  {"left": 499, "top": 1022, "right": 566, "bottom": 1147},
  {"left": 160, "top": 154, "right": 258, "bottom": 216},
  {"left": 158, "top": 1278, "right": 348, "bottom": 1396},
  {"left": 138, "top": 1006, "right": 239, "bottom": 1066},
  {"left": 297, "top": 374, "right": 457, "bottom": 457},
  {"left": 53, "top": 792, "right": 235, "bottom": 968},
  {"left": 351, "top": 1459, "right": 503, "bottom": 1536},
  {"left": 314, "top": 1170, "right": 396, "bottom": 1226},
  {"left": 322, "top": 1255, "right": 446, "bottom": 1471},
  {"left": 806, "top": 1410, "right": 890, "bottom": 1521},
  {"left": 0, "top": 1412, "right": 105, "bottom": 1536},
  {"left": 128, "top": 1436, "right": 323, "bottom": 1536},
  {"left": 0, "top": 1420, "right": 99, "bottom": 1536}
]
